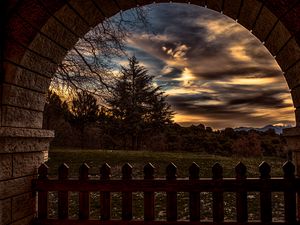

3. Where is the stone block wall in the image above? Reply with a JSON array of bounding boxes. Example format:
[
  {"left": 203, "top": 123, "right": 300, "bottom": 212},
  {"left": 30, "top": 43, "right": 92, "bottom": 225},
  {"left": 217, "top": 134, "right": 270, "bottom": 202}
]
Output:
[{"left": 0, "top": 128, "right": 53, "bottom": 225}]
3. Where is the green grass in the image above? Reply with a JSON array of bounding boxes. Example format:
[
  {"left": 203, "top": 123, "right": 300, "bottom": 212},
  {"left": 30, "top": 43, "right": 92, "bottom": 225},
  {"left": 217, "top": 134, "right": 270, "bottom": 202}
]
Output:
[
  {"left": 45, "top": 148, "right": 288, "bottom": 221},
  {"left": 46, "top": 148, "right": 287, "bottom": 178}
]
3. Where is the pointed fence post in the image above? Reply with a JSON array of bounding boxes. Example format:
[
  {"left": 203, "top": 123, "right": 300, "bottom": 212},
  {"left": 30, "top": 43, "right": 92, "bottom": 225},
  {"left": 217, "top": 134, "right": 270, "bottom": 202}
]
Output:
[
  {"left": 283, "top": 161, "right": 296, "bottom": 223},
  {"left": 166, "top": 162, "right": 177, "bottom": 221},
  {"left": 144, "top": 163, "right": 155, "bottom": 221},
  {"left": 122, "top": 163, "right": 133, "bottom": 221},
  {"left": 259, "top": 162, "right": 272, "bottom": 223},
  {"left": 235, "top": 162, "right": 248, "bottom": 223},
  {"left": 212, "top": 163, "right": 224, "bottom": 223},
  {"left": 100, "top": 163, "right": 111, "bottom": 221},
  {"left": 189, "top": 162, "right": 200, "bottom": 221},
  {"left": 38, "top": 163, "right": 49, "bottom": 220},
  {"left": 79, "top": 163, "right": 90, "bottom": 220},
  {"left": 58, "top": 163, "right": 69, "bottom": 219}
]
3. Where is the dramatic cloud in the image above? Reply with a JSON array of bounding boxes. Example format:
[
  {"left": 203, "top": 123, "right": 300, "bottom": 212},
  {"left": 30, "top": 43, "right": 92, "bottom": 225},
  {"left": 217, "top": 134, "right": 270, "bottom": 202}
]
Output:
[{"left": 114, "top": 3, "right": 294, "bottom": 129}]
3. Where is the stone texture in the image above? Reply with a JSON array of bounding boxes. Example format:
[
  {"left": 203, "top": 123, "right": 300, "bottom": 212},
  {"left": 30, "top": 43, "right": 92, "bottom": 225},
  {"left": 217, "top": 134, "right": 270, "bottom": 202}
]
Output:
[
  {"left": 252, "top": 6, "right": 277, "bottom": 42},
  {"left": 52, "top": 4, "right": 90, "bottom": 37},
  {"left": 12, "top": 192, "right": 35, "bottom": 222},
  {"left": 284, "top": 62, "right": 300, "bottom": 90},
  {"left": 0, "top": 137, "right": 52, "bottom": 154},
  {"left": 21, "top": 50, "right": 58, "bottom": 77},
  {"left": 295, "top": 108, "right": 300, "bottom": 127},
  {"left": 207, "top": 0, "right": 223, "bottom": 12},
  {"left": 1, "top": 105, "right": 43, "bottom": 128},
  {"left": 4, "top": 64, "right": 52, "bottom": 93},
  {"left": 93, "top": 0, "right": 123, "bottom": 18},
  {"left": 265, "top": 20, "right": 292, "bottom": 57},
  {"left": 28, "top": 33, "right": 67, "bottom": 63},
  {"left": 276, "top": 37, "right": 300, "bottom": 71},
  {"left": 69, "top": 0, "right": 105, "bottom": 28},
  {"left": 0, "top": 199, "right": 11, "bottom": 225},
  {"left": 0, "top": 128, "right": 54, "bottom": 154},
  {"left": 0, "top": 176, "right": 34, "bottom": 199},
  {"left": 2, "top": 84, "right": 46, "bottom": 111},
  {"left": 39, "top": 11, "right": 80, "bottom": 51},
  {"left": 13, "top": 152, "right": 44, "bottom": 177},
  {"left": 11, "top": 214, "right": 34, "bottom": 225},
  {"left": 291, "top": 86, "right": 300, "bottom": 108},
  {"left": 238, "top": 0, "right": 262, "bottom": 31},
  {"left": 223, "top": 0, "right": 242, "bottom": 20},
  {"left": 0, "top": 155, "right": 12, "bottom": 180},
  {"left": 0, "top": 127, "right": 54, "bottom": 138}
]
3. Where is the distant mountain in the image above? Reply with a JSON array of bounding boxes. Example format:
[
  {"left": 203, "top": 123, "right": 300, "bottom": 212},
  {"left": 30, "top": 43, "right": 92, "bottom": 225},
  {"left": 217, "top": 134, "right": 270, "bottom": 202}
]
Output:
[{"left": 234, "top": 124, "right": 292, "bottom": 134}]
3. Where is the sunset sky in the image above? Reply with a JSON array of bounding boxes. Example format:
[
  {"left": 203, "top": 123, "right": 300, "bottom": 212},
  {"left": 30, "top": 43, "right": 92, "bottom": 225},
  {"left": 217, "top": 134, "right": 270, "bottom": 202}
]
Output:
[{"left": 113, "top": 3, "right": 294, "bottom": 129}]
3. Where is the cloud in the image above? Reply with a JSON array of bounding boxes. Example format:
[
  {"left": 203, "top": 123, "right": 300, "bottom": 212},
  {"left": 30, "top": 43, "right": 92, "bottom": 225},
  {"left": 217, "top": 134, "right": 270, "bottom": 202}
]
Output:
[{"left": 112, "top": 3, "right": 294, "bottom": 128}]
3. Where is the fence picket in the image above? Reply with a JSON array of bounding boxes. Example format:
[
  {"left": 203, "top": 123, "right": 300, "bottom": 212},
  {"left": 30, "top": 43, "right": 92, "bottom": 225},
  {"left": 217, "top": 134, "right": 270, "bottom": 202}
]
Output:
[
  {"left": 259, "top": 161, "right": 272, "bottom": 223},
  {"left": 144, "top": 163, "right": 155, "bottom": 221},
  {"left": 122, "top": 163, "right": 133, "bottom": 220},
  {"left": 33, "top": 161, "right": 300, "bottom": 225},
  {"left": 100, "top": 163, "right": 111, "bottom": 221},
  {"left": 166, "top": 163, "right": 177, "bottom": 221},
  {"left": 212, "top": 163, "right": 224, "bottom": 223},
  {"left": 58, "top": 163, "right": 69, "bottom": 219},
  {"left": 79, "top": 163, "right": 90, "bottom": 220},
  {"left": 235, "top": 162, "right": 247, "bottom": 223},
  {"left": 38, "top": 163, "right": 49, "bottom": 220},
  {"left": 189, "top": 162, "right": 200, "bottom": 221},
  {"left": 283, "top": 161, "right": 296, "bottom": 223}
]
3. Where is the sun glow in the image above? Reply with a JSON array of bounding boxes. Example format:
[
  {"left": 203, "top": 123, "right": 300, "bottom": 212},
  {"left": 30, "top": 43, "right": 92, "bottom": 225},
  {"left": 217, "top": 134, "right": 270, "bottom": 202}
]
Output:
[{"left": 175, "top": 67, "right": 196, "bottom": 86}]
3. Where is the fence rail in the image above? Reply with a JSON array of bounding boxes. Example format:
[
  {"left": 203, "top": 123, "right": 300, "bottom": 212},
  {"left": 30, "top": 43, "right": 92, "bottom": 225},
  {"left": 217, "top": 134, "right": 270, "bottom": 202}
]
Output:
[{"left": 33, "top": 161, "right": 300, "bottom": 225}]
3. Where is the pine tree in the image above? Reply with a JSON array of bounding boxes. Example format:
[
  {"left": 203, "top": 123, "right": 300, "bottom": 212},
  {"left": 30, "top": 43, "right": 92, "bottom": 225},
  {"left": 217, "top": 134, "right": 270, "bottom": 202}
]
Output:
[{"left": 107, "top": 56, "right": 173, "bottom": 150}]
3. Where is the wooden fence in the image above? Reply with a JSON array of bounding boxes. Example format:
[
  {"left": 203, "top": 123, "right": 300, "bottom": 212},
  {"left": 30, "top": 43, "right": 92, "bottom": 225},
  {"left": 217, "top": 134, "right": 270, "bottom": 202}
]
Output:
[{"left": 33, "top": 161, "right": 300, "bottom": 225}]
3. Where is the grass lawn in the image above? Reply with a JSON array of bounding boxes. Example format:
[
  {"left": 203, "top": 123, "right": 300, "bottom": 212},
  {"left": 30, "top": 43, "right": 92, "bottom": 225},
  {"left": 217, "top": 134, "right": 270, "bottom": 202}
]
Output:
[
  {"left": 46, "top": 148, "right": 287, "bottom": 178},
  {"left": 45, "top": 148, "right": 288, "bottom": 221}
]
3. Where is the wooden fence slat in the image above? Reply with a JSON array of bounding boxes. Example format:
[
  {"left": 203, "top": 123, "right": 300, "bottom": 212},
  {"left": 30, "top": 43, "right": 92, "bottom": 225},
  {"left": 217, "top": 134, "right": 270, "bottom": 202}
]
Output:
[
  {"left": 100, "top": 163, "right": 111, "bottom": 221},
  {"left": 122, "top": 163, "right": 133, "bottom": 221},
  {"left": 38, "top": 163, "right": 49, "bottom": 220},
  {"left": 144, "top": 163, "right": 155, "bottom": 221},
  {"left": 166, "top": 163, "right": 177, "bottom": 222},
  {"left": 58, "top": 163, "right": 69, "bottom": 220},
  {"left": 283, "top": 161, "right": 296, "bottom": 223},
  {"left": 235, "top": 162, "right": 247, "bottom": 223},
  {"left": 212, "top": 163, "right": 224, "bottom": 223},
  {"left": 34, "top": 161, "right": 300, "bottom": 225},
  {"left": 79, "top": 163, "right": 90, "bottom": 220},
  {"left": 189, "top": 162, "right": 200, "bottom": 222},
  {"left": 259, "top": 162, "right": 272, "bottom": 223}
]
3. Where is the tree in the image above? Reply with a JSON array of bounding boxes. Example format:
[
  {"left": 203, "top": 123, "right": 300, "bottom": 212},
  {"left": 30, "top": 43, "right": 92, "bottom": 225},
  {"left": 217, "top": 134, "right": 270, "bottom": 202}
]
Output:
[
  {"left": 43, "top": 90, "right": 68, "bottom": 130},
  {"left": 107, "top": 56, "right": 173, "bottom": 150},
  {"left": 67, "top": 91, "right": 100, "bottom": 148},
  {"left": 52, "top": 8, "right": 148, "bottom": 95}
]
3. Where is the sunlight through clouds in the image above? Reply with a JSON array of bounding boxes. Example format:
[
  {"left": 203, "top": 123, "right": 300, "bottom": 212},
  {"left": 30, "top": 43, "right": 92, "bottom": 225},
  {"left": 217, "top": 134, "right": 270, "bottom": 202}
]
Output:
[
  {"left": 175, "top": 68, "right": 196, "bottom": 86},
  {"left": 112, "top": 3, "right": 295, "bottom": 128},
  {"left": 229, "top": 45, "right": 252, "bottom": 62}
]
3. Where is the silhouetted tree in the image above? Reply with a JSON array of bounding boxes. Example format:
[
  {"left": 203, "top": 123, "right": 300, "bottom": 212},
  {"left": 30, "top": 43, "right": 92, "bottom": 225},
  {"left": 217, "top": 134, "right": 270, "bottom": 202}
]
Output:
[
  {"left": 52, "top": 8, "right": 148, "bottom": 95},
  {"left": 43, "top": 90, "right": 68, "bottom": 130},
  {"left": 67, "top": 91, "right": 100, "bottom": 148},
  {"left": 107, "top": 56, "right": 173, "bottom": 150}
]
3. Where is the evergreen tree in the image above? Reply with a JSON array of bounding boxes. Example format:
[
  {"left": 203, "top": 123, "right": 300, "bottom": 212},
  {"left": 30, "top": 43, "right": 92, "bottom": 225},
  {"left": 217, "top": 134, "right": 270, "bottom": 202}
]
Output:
[{"left": 107, "top": 56, "right": 173, "bottom": 150}]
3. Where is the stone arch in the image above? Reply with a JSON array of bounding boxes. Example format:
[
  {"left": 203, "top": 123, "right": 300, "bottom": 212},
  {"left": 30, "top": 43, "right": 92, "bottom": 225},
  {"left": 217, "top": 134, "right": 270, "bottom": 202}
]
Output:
[
  {"left": 3, "top": 0, "right": 300, "bottom": 129},
  {"left": 2, "top": 1, "right": 300, "bottom": 224}
]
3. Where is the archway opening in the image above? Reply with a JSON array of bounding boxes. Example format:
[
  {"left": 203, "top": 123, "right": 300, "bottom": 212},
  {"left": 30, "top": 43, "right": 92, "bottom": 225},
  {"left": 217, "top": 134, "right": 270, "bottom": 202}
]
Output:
[
  {"left": 46, "top": 2, "right": 294, "bottom": 149},
  {"left": 2, "top": 1, "right": 300, "bottom": 224}
]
